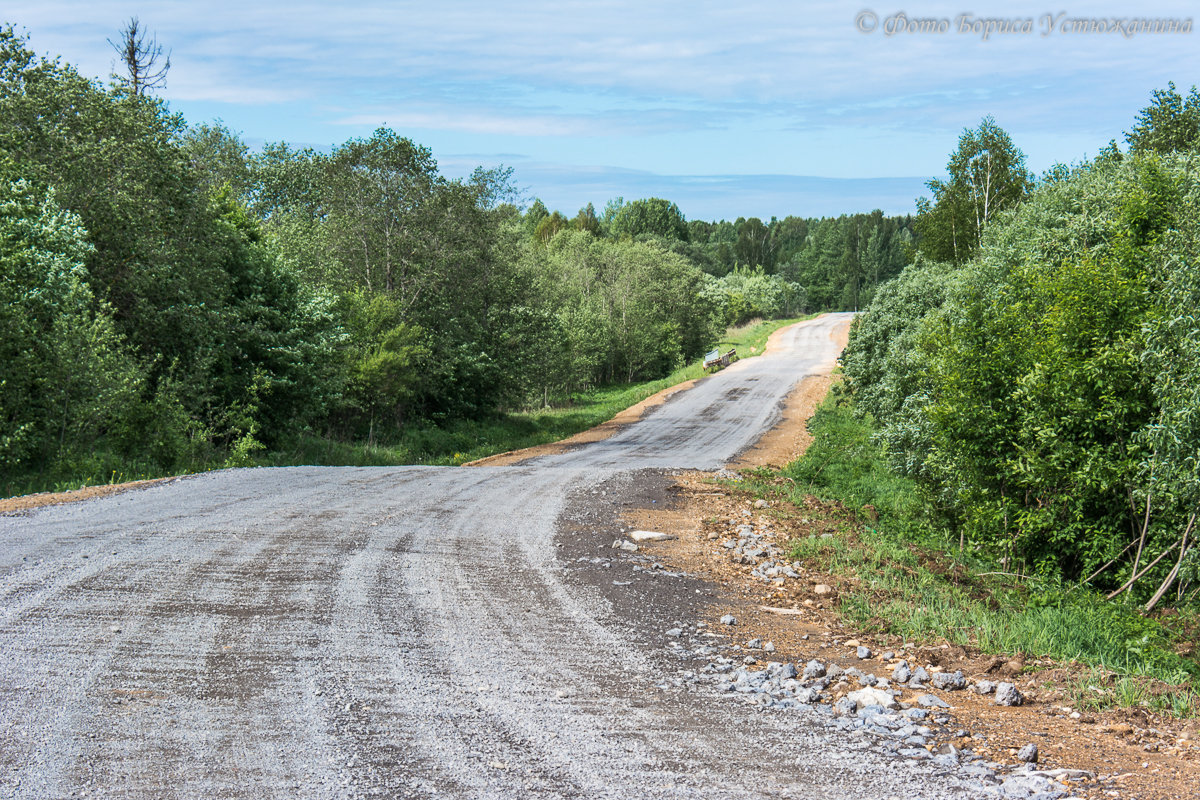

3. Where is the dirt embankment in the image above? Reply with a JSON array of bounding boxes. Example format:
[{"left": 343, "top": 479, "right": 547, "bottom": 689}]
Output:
[{"left": 0, "top": 477, "right": 184, "bottom": 515}]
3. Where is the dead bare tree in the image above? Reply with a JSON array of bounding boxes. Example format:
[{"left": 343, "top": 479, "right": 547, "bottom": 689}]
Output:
[{"left": 108, "top": 17, "right": 170, "bottom": 96}]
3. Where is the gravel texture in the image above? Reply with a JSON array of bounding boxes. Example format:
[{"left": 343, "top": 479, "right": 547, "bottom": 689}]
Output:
[{"left": 0, "top": 313, "right": 1043, "bottom": 799}]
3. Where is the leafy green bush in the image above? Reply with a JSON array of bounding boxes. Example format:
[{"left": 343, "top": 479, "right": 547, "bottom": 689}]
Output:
[
  {"left": 701, "top": 265, "right": 806, "bottom": 326},
  {"left": 523, "top": 230, "right": 721, "bottom": 397},
  {"left": 778, "top": 394, "right": 1199, "bottom": 690},
  {"left": 842, "top": 151, "right": 1200, "bottom": 603},
  {"left": 0, "top": 169, "right": 143, "bottom": 474}
]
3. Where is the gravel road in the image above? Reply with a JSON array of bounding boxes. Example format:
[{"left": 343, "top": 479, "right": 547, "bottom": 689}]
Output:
[{"left": 2, "top": 313, "right": 988, "bottom": 799}]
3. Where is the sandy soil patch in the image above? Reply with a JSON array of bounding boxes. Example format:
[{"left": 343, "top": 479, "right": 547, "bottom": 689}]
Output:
[
  {"left": 735, "top": 314, "right": 850, "bottom": 469},
  {"left": 0, "top": 476, "right": 185, "bottom": 515}
]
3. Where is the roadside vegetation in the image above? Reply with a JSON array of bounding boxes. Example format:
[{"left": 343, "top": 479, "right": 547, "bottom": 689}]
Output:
[
  {"left": 755, "top": 393, "right": 1200, "bottom": 708},
  {"left": 1, "top": 316, "right": 800, "bottom": 494},
  {"left": 840, "top": 93, "right": 1200, "bottom": 615},
  {"left": 730, "top": 83, "right": 1200, "bottom": 716},
  {"left": 259, "top": 316, "right": 806, "bottom": 470}
]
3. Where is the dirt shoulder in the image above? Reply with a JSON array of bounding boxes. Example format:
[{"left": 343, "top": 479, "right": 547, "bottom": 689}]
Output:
[
  {"left": 0, "top": 476, "right": 186, "bottom": 515},
  {"left": 733, "top": 318, "right": 851, "bottom": 470}
]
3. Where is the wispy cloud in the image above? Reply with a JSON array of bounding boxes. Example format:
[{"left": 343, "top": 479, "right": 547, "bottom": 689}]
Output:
[
  {"left": 7, "top": 0, "right": 1199, "bottom": 217},
  {"left": 334, "top": 110, "right": 599, "bottom": 137},
  {"left": 333, "top": 103, "right": 722, "bottom": 137}
]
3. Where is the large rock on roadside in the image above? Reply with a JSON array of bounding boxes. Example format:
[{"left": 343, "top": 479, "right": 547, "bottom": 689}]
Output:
[
  {"left": 833, "top": 696, "right": 857, "bottom": 716},
  {"left": 916, "top": 694, "right": 950, "bottom": 709},
  {"left": 802, "top": 659, "right": 826, "bottom": 679},
  {"left": 628, "top": 530, "right": 676, "bottom": 542},
  {"left": 931, "top": 670, "right": 966, "bottom": 690},
  {"left": 994, "top": 681, "right": 1024, "bottom": 707},
  {"left": 998, "top": 774, "right": 1064, "bottom": 798},
  {"left": 846, "top": 687, "right": 900, "bottom": 711}
]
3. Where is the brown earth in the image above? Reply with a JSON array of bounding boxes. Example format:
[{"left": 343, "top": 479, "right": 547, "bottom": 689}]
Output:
[
  {"left": 0, "top": 476, "right": 186, "bottom": 515},
  {"left": 617, "top": 474, "right": 1200, "bottom": 799}
]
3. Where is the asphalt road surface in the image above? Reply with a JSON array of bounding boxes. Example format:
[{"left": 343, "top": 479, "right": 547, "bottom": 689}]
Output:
[{"left": 1, "top": 313, "right": 981, "bottom": 799}]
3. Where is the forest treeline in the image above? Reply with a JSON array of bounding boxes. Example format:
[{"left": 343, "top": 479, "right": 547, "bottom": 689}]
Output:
[
  {"left": 842, "top": 83, "right": 1200, "bottom": 610},
  {"left": 0, "top": 25, "right": 909, "bottom": 488}
]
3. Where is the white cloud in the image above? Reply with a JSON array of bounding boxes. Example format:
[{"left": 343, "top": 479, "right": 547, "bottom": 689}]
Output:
[
  {"left": 333, "top": 110, "right": 598, "bottom": 137},
  {"left": 13, "top": 1, "right": 1199, "bottom": 124}
]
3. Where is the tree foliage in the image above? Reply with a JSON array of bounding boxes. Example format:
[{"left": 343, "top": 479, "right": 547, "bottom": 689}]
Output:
[
  {"left": 0, "top": 169, "right": 142, "bottom": 470},
  {"left": 845, "top": 150, "right": 1200, "bottom": 605},
  {"left": 916, "top": 117, "right": 1033, "bottom": 264},
  {"left": 701, "top": 266, "right": 805, "bottom": 327},
  {"left": 0, "top": 26, "right": 336, "bottom": 478},
  {"left": 609, "top": 197, "right": 689, "bottom": 241},
  {"left": 523, "top": 230, "right": 719, "bottom": 394},
  {"left": 1126, "top": 82, "right": 1200, "bottom": 156}
]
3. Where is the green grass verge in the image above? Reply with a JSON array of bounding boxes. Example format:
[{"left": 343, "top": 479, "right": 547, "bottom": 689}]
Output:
[
  {"left": 3, "top": 316, "right": 810, "bottom": 497},
  {"left": 0, "top": 458, "right": 188, "bottom": 500},
  {"left": 739, "top": 386, "right": 1200, "bottom": 714}
]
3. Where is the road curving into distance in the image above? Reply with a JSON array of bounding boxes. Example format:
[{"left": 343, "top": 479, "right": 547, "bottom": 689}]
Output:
[{"left": 2, "top": 312, "right": 980, "bottom": 799}]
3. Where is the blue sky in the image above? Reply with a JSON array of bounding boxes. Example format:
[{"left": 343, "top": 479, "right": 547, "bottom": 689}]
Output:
[{"left": 6, "top": 2, "right": 1198, "bottom": 220}]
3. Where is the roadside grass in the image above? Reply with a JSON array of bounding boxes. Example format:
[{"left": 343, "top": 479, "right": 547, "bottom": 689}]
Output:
[
  {"left": 738, "top": 386, "right": 1200, "bottom": 715},
  {"left": 2, "top": 317, "right": 809, "bottom": 498},
  {"left": 0, "top": 456, "right": 179, "bottom": 500},
  {"left": 1061, "top": 667, "right": 1200, "bottom": 717}
]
